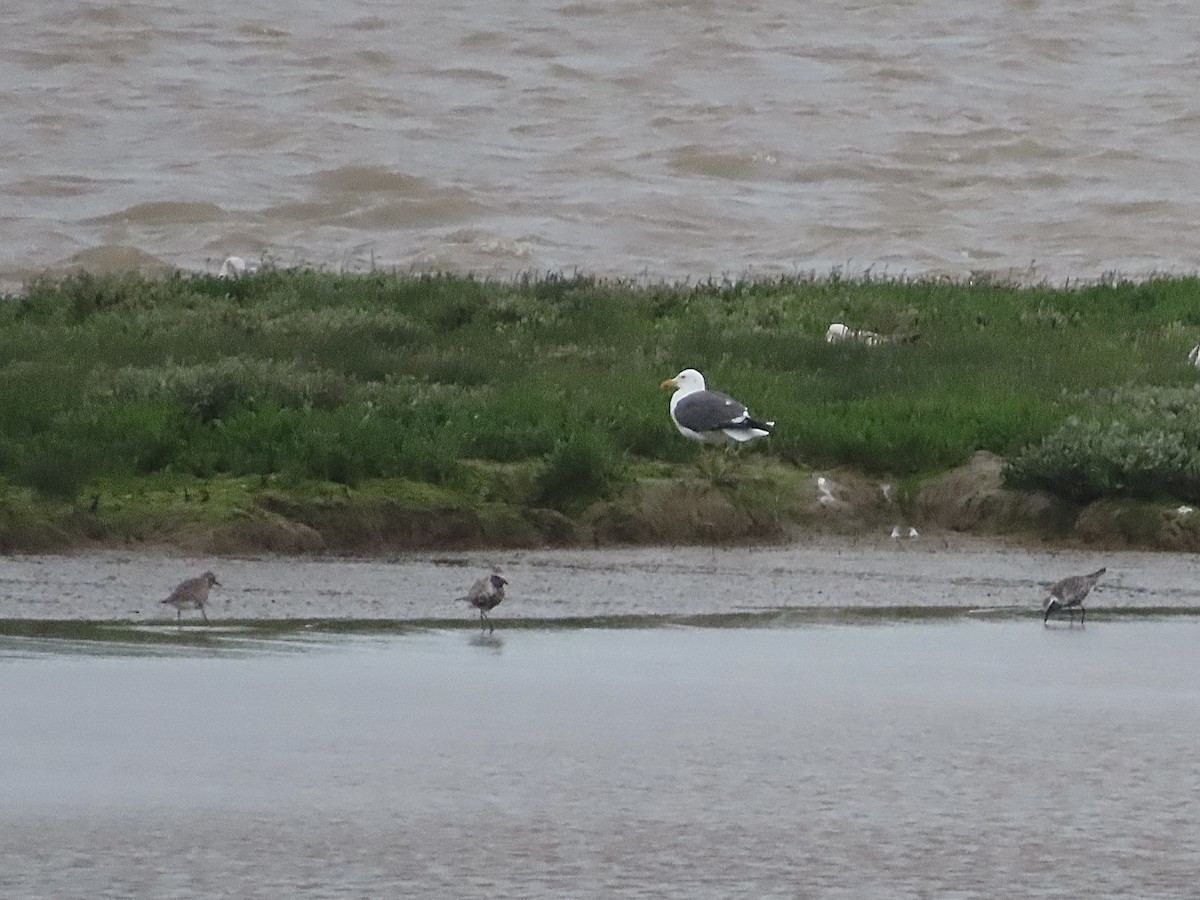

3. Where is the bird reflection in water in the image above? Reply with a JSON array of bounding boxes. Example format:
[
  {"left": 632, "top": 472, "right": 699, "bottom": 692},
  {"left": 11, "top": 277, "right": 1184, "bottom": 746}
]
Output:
[{"left": 469, "top": 632, "right": 504, "bottom": 653}]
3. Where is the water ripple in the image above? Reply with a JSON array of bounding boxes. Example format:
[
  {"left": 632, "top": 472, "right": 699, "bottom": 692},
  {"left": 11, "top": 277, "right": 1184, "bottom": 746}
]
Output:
[{"left": 4, "top": 0, "right": 1200, "bottom": 288}]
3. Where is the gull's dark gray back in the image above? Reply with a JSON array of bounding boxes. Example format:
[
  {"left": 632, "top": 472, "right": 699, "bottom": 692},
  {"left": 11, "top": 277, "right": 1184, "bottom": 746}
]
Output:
[{"left": 676, "top": 390, "right": 746, "bottom": 430}]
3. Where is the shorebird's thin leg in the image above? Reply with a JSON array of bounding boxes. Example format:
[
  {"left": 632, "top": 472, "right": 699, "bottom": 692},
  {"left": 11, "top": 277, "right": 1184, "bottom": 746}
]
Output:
[
  {"left": 1081, "top": 606, "right": 1085, "bottom": 626},
  {"left": 201, "top": 606, "right": 209, "bottom": 623}
]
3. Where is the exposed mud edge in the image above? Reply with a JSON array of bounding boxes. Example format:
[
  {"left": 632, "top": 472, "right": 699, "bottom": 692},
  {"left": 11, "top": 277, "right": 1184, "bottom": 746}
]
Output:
[
  {"left": 912, "top": 451, "right": 1075, "bottom": 537},
  {"left": 248, "top": 493, "right": 576, "bottom": 554},
  {"left": 913, "top": 451, "right": 1200, "bottom": 552},
  {"left": 577, "top": 450, "right": 1200, "bottom": 552},
  {"left": 213, "top": 468, "right": 1200, "bottom": 554},
  {"left": 1, "top": 453, "right": 1199, "bottom": 554}
]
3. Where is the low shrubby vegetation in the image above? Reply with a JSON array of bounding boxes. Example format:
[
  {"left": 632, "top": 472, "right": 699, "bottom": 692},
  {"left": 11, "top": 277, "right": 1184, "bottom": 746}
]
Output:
[
  {"left": 3, "top": 267, "right": 1200, "bottom": 548},
  {"left": 1005, "top": 386, "right": 1200, "bottom": 504}
]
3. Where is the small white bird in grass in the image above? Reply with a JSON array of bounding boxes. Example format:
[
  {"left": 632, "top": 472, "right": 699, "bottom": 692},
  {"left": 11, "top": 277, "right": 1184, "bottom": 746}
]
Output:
[
  {"left": 1043, "top": 567, "right": 1105, "bottom": 625},
  {"left": 816, "top": 476, "right": 840, "bottom": 507},
  {"left": 826, "top": 323, "right": 883, "bottom": 345},
  {"left": 456, "top": 571, "right": 508, "bottom": 633},
  {"left": 1188, "top": 343, "right": 1200, "bottom": 368},
  {"left": 661, "top": 369, "right": 774, "bottom": 445},
  {"left": 218, "top": 256, "right": 260, "bottom": 279},
  {"left": 826, "top": 323, "right": 852, "bottom": 343},
  {"left": 161, "top": 571, "right": 220, "bottom": 624}
]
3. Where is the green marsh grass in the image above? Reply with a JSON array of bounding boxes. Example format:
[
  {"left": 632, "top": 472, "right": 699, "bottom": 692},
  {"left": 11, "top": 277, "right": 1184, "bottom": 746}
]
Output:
[{"left": 3, "top": 270, "right": 1200, "bottom": 518}]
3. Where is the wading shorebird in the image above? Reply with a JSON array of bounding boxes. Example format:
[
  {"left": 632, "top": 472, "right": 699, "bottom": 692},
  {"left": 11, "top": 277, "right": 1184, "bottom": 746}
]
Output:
[
  {"left": 161, "top": 571, "right": 220, "bottom": 624},
  {"left": 1043, "top": 567, "right": 1105, "bottom": 625},
  {"left": 457, "top": 571, "right": 507, "bottom": 633},
  {"left": 661, "top": 368, "right": 774, "bottom": 446}
]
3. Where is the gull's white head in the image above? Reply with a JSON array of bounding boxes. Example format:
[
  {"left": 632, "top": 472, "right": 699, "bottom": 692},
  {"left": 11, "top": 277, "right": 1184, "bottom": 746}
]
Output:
[{"left": 661, "top": 368, "right": 706, "bottom": 395}]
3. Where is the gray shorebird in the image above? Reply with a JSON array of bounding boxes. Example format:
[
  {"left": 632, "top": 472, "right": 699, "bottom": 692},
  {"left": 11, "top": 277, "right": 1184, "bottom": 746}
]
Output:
[
  {"left": 456, "top": 571, "right": 507, "bottom": 633},
  {"left": 161, "top": 571, "right": 219, "bottom": 624},
  {"left": 1043, "top": 567, "right": 1105, "bottom": 625},
  {"left": 661, "top": 368, "right": 774, "bottom": 446}
]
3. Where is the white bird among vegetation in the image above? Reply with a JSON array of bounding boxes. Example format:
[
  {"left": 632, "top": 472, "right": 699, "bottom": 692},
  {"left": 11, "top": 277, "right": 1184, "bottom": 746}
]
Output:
[
  {"left": 816, "top": 476, "right": 838, "bottom": 506},
  {"left": 218, "top": 256, "right": 259, "bottom": 279},
  {"left": 661, "top": 368, "right": 774, "bottom": 445},
  {"left": 826, "top": 322, "right": 882, "bottom": 345}
]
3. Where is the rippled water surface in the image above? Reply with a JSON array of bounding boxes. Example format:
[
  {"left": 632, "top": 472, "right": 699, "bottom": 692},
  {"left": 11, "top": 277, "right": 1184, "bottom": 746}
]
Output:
[
  {"left": 3, "top": 1, "right": 1200, "bottom": 290},
  {"left": 3, "top": 544, "right": 1200, "bottom": 896},
  {"left": 3, "top": 621, "right": 1200, "bottom": 898}
]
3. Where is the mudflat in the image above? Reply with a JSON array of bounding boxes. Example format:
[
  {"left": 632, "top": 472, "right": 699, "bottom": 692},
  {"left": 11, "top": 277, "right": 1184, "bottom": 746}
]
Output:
[{"left": 0, "top": 536, "right": 1192, "bottom": 622}]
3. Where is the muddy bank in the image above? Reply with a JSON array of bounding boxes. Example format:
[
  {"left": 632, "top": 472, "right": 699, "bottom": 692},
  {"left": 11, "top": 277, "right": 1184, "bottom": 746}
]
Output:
[
  {"left": 913, "top": 451, "right": 1200, "bottom": 552},
  {"left": 0, "top": 453, "right": 1197, "bottom": 556},
  {"left": 1, "top": 532, "right": 1196, "bottom": 623}
]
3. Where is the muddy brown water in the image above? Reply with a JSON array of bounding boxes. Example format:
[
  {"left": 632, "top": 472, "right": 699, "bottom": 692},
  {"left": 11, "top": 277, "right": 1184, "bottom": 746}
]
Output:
[
  {"left": 4, "top": 1, "right": 1200, "bottom": 289},
  {"left": 2, "top": 541, "right": 1199, "bottom": 897}
]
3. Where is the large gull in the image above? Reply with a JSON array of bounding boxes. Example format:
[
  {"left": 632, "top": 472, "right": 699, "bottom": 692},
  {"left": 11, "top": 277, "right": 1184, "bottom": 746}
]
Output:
[{"left": 661, "top": 368, "right": 774, "bottom": 445}]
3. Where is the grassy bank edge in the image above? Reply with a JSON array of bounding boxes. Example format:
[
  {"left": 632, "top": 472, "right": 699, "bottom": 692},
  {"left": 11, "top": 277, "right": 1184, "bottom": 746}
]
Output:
[
  {"left": 8, "top": 268, "right": 1200, "bottom": 554},
  {"left": 2, "top": 451, "right": 1197, "bottom": 555}
]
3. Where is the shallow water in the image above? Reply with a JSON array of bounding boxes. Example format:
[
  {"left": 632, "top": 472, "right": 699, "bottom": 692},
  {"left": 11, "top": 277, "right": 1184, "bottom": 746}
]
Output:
[
  {"left": 4, "top": 1, "right": 1200, "bottom": 291},
  {"left": 3, "top": 621, "right": 1199, "bottom": 897},
  {"left": 3, "top": 544, "right": 1200, "bottom": 895}
]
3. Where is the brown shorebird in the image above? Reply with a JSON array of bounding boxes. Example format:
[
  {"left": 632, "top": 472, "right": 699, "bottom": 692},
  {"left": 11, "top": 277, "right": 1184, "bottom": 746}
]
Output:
[
  {"left": 161, "top": 571, "right": 220, "bottom": 624},
  {"left": 1043, "top": 567, "right": 1105, "bottom": 625},
  {"left": 456, "top": 571, "right": 507, "bottom": 633}
]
